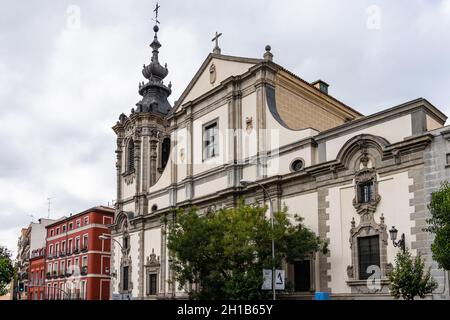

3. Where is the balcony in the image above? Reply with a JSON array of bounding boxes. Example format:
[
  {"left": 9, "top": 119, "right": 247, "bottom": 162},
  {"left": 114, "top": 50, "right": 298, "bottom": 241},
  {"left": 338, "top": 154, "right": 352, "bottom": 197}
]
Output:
[
  {"left": 65, "top": 270, "right": 73, "bottom": 277},
  {"left": 52, "top": 271, "right": 58, "bottom": 279},
  {"left": 74, "top": 247, "right": 80, "bottom": 254},
  {"left": 66, "top": 250, "right": 73, "bottom": 256},
  {"left": 46, "top": 272, "right": 51, "bottom": 279},
  {"left": 80, "top": 266, "right": 88, "bottom": 276},
  {"left": 47, "top": 254, "right": 54, "bottom": 260},
  {"left": 60, "top": 251, "right": 66, "bottom": 257},
  {"left": 81, "top": 245, "right": 88, "bottom": 253}
]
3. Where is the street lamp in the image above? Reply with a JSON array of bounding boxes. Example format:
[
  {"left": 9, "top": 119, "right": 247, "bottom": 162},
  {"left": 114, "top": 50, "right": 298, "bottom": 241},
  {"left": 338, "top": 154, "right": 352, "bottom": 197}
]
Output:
[
  {"left": 240, "top": 179, "right": 276, "bottom": 301},
  {"left": 99, "top": 234, "right": 124, "bottom": 278},
  {"left": 389, "top": 226, "right": 405, "bottom": 253}
]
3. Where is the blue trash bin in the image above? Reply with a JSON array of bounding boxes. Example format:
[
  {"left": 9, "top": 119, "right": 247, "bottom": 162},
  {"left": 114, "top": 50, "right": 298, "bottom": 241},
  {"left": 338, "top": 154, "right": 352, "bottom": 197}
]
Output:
[{"left": 315, "top": 292, "right": 330, "bottom": 300}]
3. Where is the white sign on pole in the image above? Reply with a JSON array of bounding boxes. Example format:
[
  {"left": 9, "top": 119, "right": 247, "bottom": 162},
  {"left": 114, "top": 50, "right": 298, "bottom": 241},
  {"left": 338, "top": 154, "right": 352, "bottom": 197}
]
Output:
[
  {"left": 275, "top": 269, "right": 285, "bottom": 290},
  {"left": 262, "top": 269, "right": 272, "bottom": 290},
  {"left": 112, "top": 293, "right": 121, "bottom": 300}
]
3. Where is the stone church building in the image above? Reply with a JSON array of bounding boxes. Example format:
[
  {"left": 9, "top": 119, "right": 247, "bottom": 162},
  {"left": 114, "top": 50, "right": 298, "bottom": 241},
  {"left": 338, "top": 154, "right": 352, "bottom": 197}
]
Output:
[{"left": 109, "top": 16, "right": 450, "bottom": 299}]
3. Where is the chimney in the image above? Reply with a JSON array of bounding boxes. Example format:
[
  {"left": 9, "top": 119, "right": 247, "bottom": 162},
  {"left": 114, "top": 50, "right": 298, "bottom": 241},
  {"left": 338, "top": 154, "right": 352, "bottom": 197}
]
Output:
[{"left": 312, "top": 80, "right": 329, "bottom": 94}]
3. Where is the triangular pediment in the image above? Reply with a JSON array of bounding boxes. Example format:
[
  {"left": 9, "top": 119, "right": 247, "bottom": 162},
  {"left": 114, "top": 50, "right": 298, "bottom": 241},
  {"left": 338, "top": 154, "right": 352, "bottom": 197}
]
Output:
[{"left": 172, "top": 53, "right": 262, "bottom": 113}]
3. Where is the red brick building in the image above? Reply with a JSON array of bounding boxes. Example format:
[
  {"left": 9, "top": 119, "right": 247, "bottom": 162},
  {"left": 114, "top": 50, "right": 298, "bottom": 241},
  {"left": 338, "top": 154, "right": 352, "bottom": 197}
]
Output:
[
  {"left": 28, "top": 248, "right": 46, "bottom": 300},
  {"left": 45, "top": 206, "right": 114, "bottom": 300}
]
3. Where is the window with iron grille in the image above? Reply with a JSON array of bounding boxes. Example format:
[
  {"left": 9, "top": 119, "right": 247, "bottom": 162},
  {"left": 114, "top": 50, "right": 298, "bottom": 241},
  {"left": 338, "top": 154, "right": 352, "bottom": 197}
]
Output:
[
  {"left": 358, "top": 235, "right": 380, "bottom": 280},
  {"left": 127, "top": 139, "right": 135, "bottom": 171},
  {"left": 358, "top": 181, "right": 374, "bottom": 203}
]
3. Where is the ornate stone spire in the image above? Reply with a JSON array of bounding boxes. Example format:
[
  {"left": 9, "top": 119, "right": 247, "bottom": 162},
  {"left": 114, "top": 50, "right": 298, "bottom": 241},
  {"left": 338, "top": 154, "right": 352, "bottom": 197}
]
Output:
[{"left": 135, "top": 3, "right": 172, "bottom": 116}]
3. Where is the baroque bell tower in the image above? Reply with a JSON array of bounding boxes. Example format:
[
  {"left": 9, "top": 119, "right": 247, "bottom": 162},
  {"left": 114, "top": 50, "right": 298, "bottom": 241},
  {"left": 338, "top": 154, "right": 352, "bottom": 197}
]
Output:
[{"left": 113, "top": 6, "right": 172, "bottom": 217}]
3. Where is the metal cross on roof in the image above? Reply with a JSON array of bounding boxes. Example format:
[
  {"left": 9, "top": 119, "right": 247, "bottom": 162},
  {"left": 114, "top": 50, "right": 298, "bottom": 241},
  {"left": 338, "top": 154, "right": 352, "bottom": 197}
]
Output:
[
  {"left": 153, "top": 2, "right": 161, "bottom": 25},
  {"left": 212, "top": 31, "right": 222, "bottom": 54}
]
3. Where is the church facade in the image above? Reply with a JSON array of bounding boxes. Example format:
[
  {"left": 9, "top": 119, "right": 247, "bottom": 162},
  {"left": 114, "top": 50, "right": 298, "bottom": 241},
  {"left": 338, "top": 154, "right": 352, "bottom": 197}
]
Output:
[{"left": 109, "top": 17, "right": 450, "bottom": 300}]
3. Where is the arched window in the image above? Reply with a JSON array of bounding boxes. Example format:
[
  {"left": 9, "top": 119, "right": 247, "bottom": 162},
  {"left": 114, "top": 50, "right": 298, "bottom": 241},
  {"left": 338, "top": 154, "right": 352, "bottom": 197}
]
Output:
[
  {"left": 127, "top": 139, "right": 135, "bottom": 172},
  {"left": 161, "top": 138, "right": 171, "bottom": 170}
]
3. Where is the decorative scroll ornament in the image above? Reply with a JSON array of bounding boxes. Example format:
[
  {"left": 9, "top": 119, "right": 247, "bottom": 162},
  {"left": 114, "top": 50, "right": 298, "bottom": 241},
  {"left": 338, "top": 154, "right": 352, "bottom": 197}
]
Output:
[
  {"left": 245, "top": 117, "right": 253, "bottom": 134},
  {"left": 209, "top": 63, "right": 217, "bottom": 84},
  {"left": 179, "top": 148, "right": 185, "bottom": 163},
  {"left": 123, "top": 172, "right": 135, "bottom": 185},
  {"left": 146, "top": 249, "right": 160, "bottom": 267}
]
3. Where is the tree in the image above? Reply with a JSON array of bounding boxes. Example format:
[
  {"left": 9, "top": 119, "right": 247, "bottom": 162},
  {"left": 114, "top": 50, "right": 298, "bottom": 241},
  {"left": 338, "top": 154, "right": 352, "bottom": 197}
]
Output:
[
  {"left": 166, "top": 201, "right": 327, "bottom": 300},
  {"left": 0, "top": 245, "right": 15, "bottom": 296},
  {"left": 389, "top": 248, "right": 437, "bottom": 300},
  {"left": 426, "top": 182, "right": 450, "bottom": 270}
]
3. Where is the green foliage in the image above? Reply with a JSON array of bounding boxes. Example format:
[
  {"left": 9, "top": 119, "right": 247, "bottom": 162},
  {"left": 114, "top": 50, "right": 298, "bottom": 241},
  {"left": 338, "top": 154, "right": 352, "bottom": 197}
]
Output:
[
  {"left": 389, "top": 248, "right": 438, "bottom": 300},
  {"left": 0, "top": 245, "right": 15, "bottom": 296},
  {"left": 167, "top": 200, "right": 326, "bottom": 300},
  {"left": 426, "top": 181, "right": 450, "bottom": 270}
]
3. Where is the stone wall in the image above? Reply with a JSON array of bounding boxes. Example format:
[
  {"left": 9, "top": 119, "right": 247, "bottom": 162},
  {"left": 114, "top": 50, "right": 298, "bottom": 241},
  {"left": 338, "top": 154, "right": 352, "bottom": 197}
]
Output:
[{"left": 423, "top": 128, "right": 450, "bottom": 300}]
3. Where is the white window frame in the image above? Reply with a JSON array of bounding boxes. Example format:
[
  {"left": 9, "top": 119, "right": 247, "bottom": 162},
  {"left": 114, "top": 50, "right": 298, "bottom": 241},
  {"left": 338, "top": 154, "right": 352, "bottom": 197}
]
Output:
[
  {"left": 76, "top": 219, "right": 81, "bottom": 228},
  {"left": 75, "top": 237, "right": 80, "bottom": 251},
  {"left": 83, "top": 234, "right": 88, "bottom": 249},
  {"left": 202, "top": 119, "right": 219, "bottom": 161},
  {"left": 82, "top": 255, "right": 88, "bottom": 267}
]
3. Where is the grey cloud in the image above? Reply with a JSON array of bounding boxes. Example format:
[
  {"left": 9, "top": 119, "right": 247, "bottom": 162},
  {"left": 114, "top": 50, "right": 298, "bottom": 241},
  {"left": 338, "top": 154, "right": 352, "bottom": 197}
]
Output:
[{"left": 1, "top": 0, "right": 450, "bottom": 254}]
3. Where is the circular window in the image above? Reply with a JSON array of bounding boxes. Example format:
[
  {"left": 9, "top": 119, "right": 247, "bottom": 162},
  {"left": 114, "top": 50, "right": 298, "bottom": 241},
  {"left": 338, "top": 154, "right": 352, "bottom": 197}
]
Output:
[
  {"left": 290, "top": 159, "right": 305, "bottom": 172},
  {"left": 151, "top": 204, "right": 158, "bottom": 212}
]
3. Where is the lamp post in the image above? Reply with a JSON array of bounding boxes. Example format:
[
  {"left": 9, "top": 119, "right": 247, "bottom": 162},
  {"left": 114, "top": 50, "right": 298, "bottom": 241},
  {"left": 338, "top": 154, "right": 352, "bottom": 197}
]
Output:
[
  {"left": 389, "top": 226, "right": 405, "bottom": 253},
  {"left": 240, "top": 179, "right": 276, "bottom": 301},
  {"left": 99, "top": 234, "right": 124, "bottom": 278}
]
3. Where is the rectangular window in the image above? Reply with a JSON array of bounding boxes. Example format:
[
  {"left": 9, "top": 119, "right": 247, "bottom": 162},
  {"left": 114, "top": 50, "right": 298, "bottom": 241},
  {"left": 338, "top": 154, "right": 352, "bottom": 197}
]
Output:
[
  {"left": 76, "top": 220, "right": 81, "bottom": 228},
  {"left": 83, "top": 235, "right": 88, "bottom": 250},
  {"left": 54, "top": 284, "right": 58, "bottom": 300},
  {"left": 62, "top": 225, "right": 66, "bottom": 233},
  {"left": 75, "top": 237, "right": 80, "bottom": 251},
  {"left": 56, "top": 227, "right": 59, "bottom": 235},
  {"left": 60, "top": 283, "right": 64, "bottom": 300},
  {"left": 61, "top": 241, "right": 66, "bottom": 253},
  {"left": 48, "top": 263, "right": 52, "bottom": 273},
  {"left": 203, "top": 121, "right": 218, "bottom": 160},
  {"left": 80, "top": 281, "right": 87, "bottom": 300},
  {"left": 84, "top": 216, "right": 89, "bottom": 225},
  {"left": 123, "top": 266, "right": 129, "bottom": 291},
  {"left": 74, "top": 258, "right": 79, "bottom": 274},
  {"left": 82, "top": 256, "right": 88, "bottom": 267},
  {"left": 50, "top": 229, "right": 54, "bottom": 237},
  {"left": 358, "top": 235, "right": 380, "bottom": 280},
  {"left": 358, "top": 182, "right": 373, "bottom": 203},
  {"left": 68, "top": 239, "right": 73, "bottom": 254},
  {"left": 147, "top": 273, "right": 157, "bottom": 295},
  {"left": 61, "top": 261, "right": 65, "bottom": 274},
  {"left": 54, "top": 262, "right": 58, "bottom": 275},
  {"left": 69, "top": 222, "right": 73, "bottom": 230},
  {"left": 55, "top": 243, "right": 59, "bottom": 255}
]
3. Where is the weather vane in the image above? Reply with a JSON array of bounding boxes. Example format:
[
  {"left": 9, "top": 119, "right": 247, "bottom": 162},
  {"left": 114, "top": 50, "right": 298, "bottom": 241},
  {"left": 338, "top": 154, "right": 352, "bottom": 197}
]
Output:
[{"left": 153, "top": 2, "right": 161, "bottom": 25}]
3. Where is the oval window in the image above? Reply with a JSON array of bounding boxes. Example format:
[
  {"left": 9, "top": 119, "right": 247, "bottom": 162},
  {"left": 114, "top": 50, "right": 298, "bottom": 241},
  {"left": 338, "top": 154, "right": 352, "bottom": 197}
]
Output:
[{"left": 291, "top": 159, "right": 305, "bottom": 172}]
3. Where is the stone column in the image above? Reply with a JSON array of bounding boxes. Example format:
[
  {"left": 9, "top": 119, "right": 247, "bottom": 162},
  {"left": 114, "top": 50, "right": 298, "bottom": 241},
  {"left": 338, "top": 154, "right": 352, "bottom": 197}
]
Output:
[{"left": 115, "top": 138, "right": 124, "bottom": 213}]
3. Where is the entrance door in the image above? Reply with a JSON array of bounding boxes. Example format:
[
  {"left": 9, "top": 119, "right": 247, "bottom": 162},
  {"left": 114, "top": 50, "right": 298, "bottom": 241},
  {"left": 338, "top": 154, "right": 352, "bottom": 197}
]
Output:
[{"left": 294, "top": 260, "right": 311, "bottom": 292}]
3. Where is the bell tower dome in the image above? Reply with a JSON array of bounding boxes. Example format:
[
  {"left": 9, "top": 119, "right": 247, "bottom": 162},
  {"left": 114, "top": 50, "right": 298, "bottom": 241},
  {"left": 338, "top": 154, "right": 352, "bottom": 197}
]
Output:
[{"left": 113, "top": 3, "right": 172, "bottom": 217}]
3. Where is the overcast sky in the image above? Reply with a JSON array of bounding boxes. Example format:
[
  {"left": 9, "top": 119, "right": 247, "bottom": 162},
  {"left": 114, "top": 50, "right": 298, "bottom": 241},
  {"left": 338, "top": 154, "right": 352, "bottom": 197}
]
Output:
[{"left": 1, "top": 0, "right": 450, "bottom": 256}]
